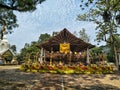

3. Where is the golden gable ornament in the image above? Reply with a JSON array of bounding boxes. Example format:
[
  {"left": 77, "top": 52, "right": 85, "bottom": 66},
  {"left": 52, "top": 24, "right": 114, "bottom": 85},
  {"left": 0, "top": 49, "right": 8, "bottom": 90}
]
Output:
[{"left": 60, "top": 43, "right": 70, "bottom": 53}]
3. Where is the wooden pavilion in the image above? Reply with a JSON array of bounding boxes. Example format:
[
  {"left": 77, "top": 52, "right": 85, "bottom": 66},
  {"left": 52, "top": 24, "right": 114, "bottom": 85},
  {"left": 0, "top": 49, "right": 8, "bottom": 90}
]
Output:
[{"left": 37, "top": 28, "right": 95, "bottom": 64}]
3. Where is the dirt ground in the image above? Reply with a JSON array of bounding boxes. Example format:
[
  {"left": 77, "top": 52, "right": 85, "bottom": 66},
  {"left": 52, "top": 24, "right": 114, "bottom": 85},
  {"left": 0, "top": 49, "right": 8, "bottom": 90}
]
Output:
[{"left": 0, "top": 65, "right": 120, "bottom": 90}]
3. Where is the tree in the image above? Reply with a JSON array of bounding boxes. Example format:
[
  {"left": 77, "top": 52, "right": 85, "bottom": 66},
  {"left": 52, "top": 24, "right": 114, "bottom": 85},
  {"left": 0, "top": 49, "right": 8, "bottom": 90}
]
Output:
[
  {"left": 38, "top": 33, "right": 51, "bottom": 43},
  {"left": 10, "top": 45, "right": 17, "bottom": 53},
  {"left": 0, "top": 0, "right": 45, "bottom": 12},
  {"left": 52, "top": 31, "right": 59, "bottom": 36},
  {"left": 0, "top": 8, "right": 18, "bottom": 28},
  {"left": 78, "top": 0, "right": 120, "bottom": 69},
  {"left": 0, "top": 8, "right": 18, "bottom": 39},
  {"left": 19, "top": 42, "right": 38, "bottom": 62},
  {"left": 19, "top": 33, "right": 51, "bottom": 62},
  {"left": 0, "top": 0, "right": 45, "bottom": 39},
  {"left": 107, "top": 35, "right": 120, "bottom": 62},
  {"left": 73, "top": 28, "right": 90, "bottom": 43},
  {"left": 107, "top": 35, "right": 120, "bottom": 49},
  {"left": 73, "top": 31, "right": 78, "bottom": 37},
  {"left": 79, "top": 28, "right": 90, "bottom": 43}
]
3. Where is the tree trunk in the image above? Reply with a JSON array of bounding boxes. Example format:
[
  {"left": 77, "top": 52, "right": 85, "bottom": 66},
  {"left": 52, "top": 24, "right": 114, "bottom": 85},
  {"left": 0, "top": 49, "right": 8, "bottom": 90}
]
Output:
[
  {"left": 114, "top": 44, "right": 119, "bottom": 70},
  {"left": 109, "top": 26, "right": 119, "bottom": 70}
]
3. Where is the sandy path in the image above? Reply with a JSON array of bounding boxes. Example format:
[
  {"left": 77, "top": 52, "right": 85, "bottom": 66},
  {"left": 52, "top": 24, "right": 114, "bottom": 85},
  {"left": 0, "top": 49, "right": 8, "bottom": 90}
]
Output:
[
  {"left": 0, "top": 65, "right": 20, "bottom": 70},
  {"left": 0, "top": 65, "right": 120, "bottom": 90}
]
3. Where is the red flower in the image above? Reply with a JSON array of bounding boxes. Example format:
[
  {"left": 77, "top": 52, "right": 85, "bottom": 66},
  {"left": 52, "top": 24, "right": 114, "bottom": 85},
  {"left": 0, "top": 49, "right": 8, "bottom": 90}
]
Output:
[
  {"left": 101, "top": 66, "right": 106, "bottom": 70},
  {"left": 68, "top": 66, "right": 75, "bottom": 70},
  {"left": 91, "top": 66, "right": 98, "bottom": 70},
  {"left": 57, "top": 65, "right": 63, "bottom": 69},
  {"left": 47, "top": 65, "right": 54, "bottom": 70},
  {"left": 80, "top": 66, "right": 88, "bottom": 70}
]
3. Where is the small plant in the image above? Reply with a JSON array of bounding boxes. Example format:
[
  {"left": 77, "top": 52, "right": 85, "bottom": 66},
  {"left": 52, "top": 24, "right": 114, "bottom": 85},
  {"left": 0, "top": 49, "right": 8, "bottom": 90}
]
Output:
[{"left": 20, "top": 61, "right": 114, "bottom": 74}]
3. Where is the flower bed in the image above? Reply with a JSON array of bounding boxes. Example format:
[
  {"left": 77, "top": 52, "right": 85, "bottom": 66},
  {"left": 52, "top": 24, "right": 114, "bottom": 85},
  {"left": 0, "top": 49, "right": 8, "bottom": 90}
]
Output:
[{"left": 19, "top": 62, "right": 114, "bottom": 74}]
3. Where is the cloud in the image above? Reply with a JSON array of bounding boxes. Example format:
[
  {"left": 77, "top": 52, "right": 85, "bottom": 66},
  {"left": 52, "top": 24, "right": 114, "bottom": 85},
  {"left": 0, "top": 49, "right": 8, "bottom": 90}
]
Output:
[{"left": 7, "top": 0, "right": 102, "bottom": 52}]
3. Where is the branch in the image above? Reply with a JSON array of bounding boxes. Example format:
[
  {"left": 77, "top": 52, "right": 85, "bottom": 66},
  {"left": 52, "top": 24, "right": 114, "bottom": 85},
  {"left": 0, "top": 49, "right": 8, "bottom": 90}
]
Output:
[
  {"left": 0, "top": 0, "right": 45, "bottom": 12},
  {"left": 105, "top": 38, "right": 112, "bottom": 44},
  {"left": 0, "top": 3, "right": 33, "bottom": 12},
  {"left": 112, "top": 0, "right": 120, "bottom": 10},
  {"left": 0, "top": 18, "right": 6, "bottom": 25},
  {"left": 0, "top": 3, "right": 17, "bottom": 11}
]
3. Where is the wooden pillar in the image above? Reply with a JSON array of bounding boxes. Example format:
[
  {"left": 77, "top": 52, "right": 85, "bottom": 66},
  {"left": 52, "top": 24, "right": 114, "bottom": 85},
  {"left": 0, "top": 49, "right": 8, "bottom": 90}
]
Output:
[
  {"left": 86, "top": 48, "right": 90, "bottom": 65},
  {"left": 43, "top": 49, "right": 46, "bottom": 62},
  {"left": 50, "top": 48, "right": 53, "bottom": 65},
  {"left": 39, "top": 48, "right": 43, "bottom": 64},
  {"left": 118, "top": 53, "right": 120, "bottom": 70},
  {"left": 69, "top": 51, "right": 72, "bottom": 65},
  {"left": 36, "top": 52, "right": 39, "bottom": 62}
]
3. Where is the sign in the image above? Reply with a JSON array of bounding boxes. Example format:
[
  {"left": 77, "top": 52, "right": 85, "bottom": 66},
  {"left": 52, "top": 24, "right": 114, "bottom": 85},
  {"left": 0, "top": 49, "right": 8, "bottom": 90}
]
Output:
[{"left": 60, "top": 43, "right": 70, "bottom": 53}]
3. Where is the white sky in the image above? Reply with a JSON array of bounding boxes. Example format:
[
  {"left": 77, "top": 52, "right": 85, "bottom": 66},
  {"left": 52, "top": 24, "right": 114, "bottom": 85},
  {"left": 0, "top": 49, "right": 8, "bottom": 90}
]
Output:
[{"left": 7, "top": 0, "right": 107, "bottom": 52}]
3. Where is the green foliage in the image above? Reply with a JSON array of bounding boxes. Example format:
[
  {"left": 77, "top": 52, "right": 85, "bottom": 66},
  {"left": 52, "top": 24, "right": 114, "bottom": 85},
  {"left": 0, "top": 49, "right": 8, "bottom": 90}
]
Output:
[
  {"left": 0, "top": 8, "right": 18, "bottom": 30},
  {"left": 10, "top": 45, "right": 16, "bottom": 53},
  {"left": 19, "top": 33, "right": 51, "bottom": 63},
  {"left": 79, "top": 28, "right": 90, "bottom": 43},
  {"left": 106, "top": 35, "right": 120, "bottom": 62},
  {"left": 91, "top": 46, "right": 103, "bottom": 54},
  {"left": 107, "top": 52, "right": 114, "bottom": 62},
  {"left": 19, "top": 42, "right": 40, "bottom": 62},
  {"left": 0, "top": 0, "right": 45, "bottom": 12},
  {"left": 73, "top": 28, "right": 90, "bottom": 43},
  {"left": 0, "top": 0, "right": 45, "bottom": 37},
  {"left": 52, "top": 31, "right": 59, "bottom": 36},
  {"left": 78, "top": 0, "right": 120, "bottom": 43},
  {"left": 107, "top": 35, "right": 120, "bottom": 49},
  {"left": 78, "top": 0, "right": 120, "bottom": 68},
  {"left": 38, "top": 33, "right": 51, "bottom": 43},
  {"left": 20, "top": 62, "right": 114, "bottom": 74}
]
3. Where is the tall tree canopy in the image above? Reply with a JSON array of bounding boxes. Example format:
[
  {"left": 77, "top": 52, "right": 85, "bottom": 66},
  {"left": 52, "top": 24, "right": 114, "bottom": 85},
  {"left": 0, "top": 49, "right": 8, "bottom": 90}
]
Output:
[
  {"left": 79, "top": 28, "right": 90, "bottom": 43},
  {"left": 0, "top": 8, "right": 18, "bottom": 30},
  {"left": 73, "top": 28, "right": 90, "bottom": 43},
  {"left": 19, "top": 33, "right": 51, "bottom": 62},
  {"left": 38, "top": 33, "right": 51, "bottom": 43},
  {"left": 10, "top": 45, "right": 17, "bottom": 53},
  {"left": 0, "top": 0, "right": 45, "bottom": 12},
  {"left": 0, "top": 0, "right": 45, "bottom": 39},
  {"left": 78, "top": 0, "right": 120, "bottom": 42},
  {"left": 78, "top": 0, "right": 120, "bottom": 68}
]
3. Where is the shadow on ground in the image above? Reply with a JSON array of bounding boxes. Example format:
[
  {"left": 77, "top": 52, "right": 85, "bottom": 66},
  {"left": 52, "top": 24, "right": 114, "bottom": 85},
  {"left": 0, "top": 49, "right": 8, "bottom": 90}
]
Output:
[{"left": 0, "top": 67, "right": 120, "bottom": 90}]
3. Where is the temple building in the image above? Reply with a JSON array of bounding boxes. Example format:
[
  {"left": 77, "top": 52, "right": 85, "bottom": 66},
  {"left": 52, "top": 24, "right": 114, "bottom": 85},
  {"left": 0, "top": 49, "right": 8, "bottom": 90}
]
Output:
[
  {"left": 0, "top": 26, "right": 15, "bottom": 64},
  {"left": 37, "top": 28, "right": 95, "bottom": 64}
]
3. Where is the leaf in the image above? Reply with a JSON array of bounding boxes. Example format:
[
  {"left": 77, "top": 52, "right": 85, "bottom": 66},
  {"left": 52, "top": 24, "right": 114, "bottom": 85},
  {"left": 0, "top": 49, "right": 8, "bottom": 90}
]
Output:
[
  {"left": 80, "top": 5, "right": 82, "bottom": 7},
  {"left": 85, "top": 3, "right": 88, "bottom": 7}
]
